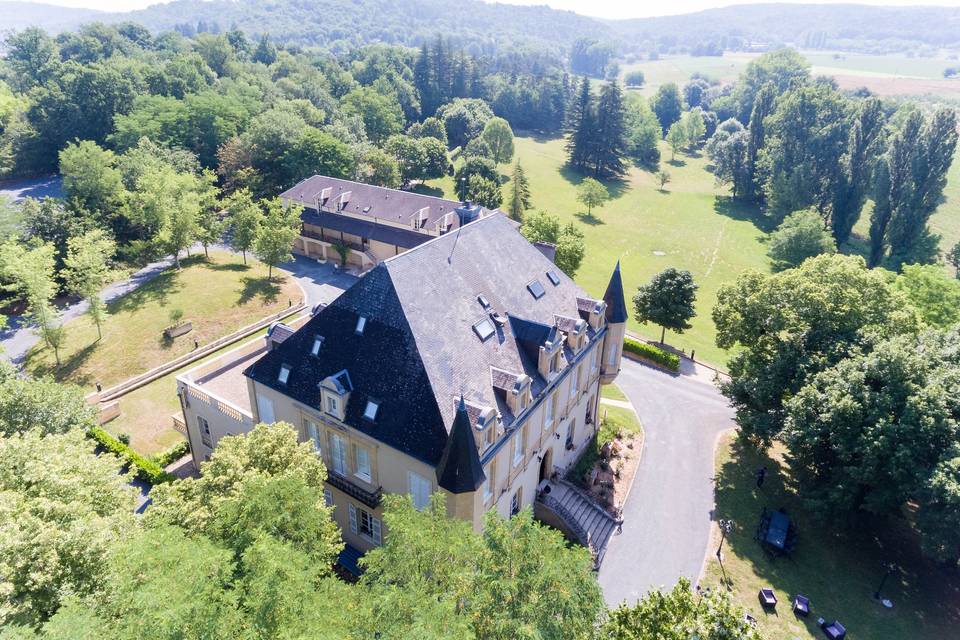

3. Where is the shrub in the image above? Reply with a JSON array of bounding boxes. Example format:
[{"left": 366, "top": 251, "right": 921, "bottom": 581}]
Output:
[
  {"left": 151, "top": 440, "right": 191, "bottom": 468},
  {"left": 88, "top": 427, "right": 175, "bottom": 485},
  {"left": 622, "top": 337, "right": 681, "bottom": 371}
]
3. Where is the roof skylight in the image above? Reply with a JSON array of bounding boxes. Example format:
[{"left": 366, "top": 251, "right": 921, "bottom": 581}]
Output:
[
  {"left": 311, "top": 336, "right": 323, "bottom": 356},
  {"left": 527, "top": 279, "right": 546, "bottom": 300},
  {"left": 278, "top": 364, "right": 291, "bottom": 384},
  {"left": 546, "top": 270, "right": 561, "bottom": 286},
  {"left": 473, "top": 318, "right": 496, "bottom": 341},
  {"left": 355, "top": 316, "right": 367, "bottom": 335},
  {"left": 363, "top": 400, "right": 379, "bottom": 421}
]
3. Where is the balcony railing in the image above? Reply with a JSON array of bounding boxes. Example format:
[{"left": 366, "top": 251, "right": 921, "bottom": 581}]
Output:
[
  {"left": 327, "top": 471, "right": 383, "bottom": 509},
  {"left": 301, "top": 228, "right": 366, "bottom": 253}
]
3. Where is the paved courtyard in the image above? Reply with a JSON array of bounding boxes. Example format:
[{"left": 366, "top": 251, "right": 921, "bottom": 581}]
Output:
[{"left": 598, "top": 359, "right": 734, "bottom": 606}]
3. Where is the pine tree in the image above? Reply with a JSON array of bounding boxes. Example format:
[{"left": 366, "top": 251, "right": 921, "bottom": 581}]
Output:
[
  {"left": 507, "top": 161, "right": 532, "bottom": 221},
  {"left": 592, "top": 80, "right": 627, "bottom": 178},
  {"left": 565, "top": 77, "right": 594, "bottom": 172},
  {"left": 413, "top": 44, "right": 437, "bottom": 118}
]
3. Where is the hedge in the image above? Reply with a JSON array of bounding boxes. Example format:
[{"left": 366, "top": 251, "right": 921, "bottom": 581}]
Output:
[
  {"left": 622, "top": 337, "right": 681, "bottom": 372},
  {"left": 151, "top": 440, "right": 191, "bottom": 468},
  {"left": 88, "top": 427, "right": 175, "bottom": 485}
]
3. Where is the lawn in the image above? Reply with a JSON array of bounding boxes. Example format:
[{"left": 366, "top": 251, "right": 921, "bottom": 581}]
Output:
[
  {"left": 600, "top": 382, "right": 627, "bottom": 402},
  {"left": 424, "top": 135, "right": 772, "bottom": 367},
  {"left": 701, "top": 433, "right": 960, "bottom": 640},
  {"left": 24, "top": 250, "right": 302, "bottom": 390}
]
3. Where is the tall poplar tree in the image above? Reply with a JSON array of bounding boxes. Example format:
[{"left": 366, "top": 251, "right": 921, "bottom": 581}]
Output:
[{"left": 830, "top": 97, "right": 885, "bottom": 246}]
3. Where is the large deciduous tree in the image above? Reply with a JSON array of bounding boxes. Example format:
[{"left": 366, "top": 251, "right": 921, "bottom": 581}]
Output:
[
  {"left": 713, "top": 254, "right": 916, "bottom": 444},
  {"left": 633, "top": 267, "right": 698, "bottom": 345},
  {"left": 63, "top": 228, "right": 116, "bottom": 339},
  {"left": 225, "top": 188, "right": 262, "bottom": 264},
  {"left": 480, "top": 116, "right": 514, "bottom": 165},
  {"left": 253, "top": 199, "right": 301, "bottom": 280},
  {"left": 520, "top": 210, "right": 586, "bottom": 277},
  {"left": 651, "top": 82, "right": 682, "bottom": 135},
  {"left": 767, "top": 208, "right": 836, "bottom": 272},
  {"left": 0, "top": 241, "right": 65, "bottom": 366},
  {"left": 58, "top": 140, "right": 126, "bottom": 217}
]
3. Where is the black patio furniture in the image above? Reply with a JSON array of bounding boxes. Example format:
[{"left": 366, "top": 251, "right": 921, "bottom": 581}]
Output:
[
  {"left": 758, "top": 588, "right": 777, "bottom": 609},
  {"left": 792, "top": 594, "right": 810, "bottom": 617},
  {"left": 822, "top": 620, "right": 846, "bottom": 640}
]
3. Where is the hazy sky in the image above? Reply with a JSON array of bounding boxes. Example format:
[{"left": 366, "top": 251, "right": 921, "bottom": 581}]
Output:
[{"left": 27, "top": 0, "right": 960, "bottom": 19}]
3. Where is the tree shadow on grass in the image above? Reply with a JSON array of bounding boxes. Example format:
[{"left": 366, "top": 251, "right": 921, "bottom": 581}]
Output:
[
  {"left": 108, "top": 268, "right": 184, "bottom": 315},
  {"left": 711, "top": 436, "right": 960, "bottom": 639},
  {"left": 411, "top": 184, "right": 445, "bottom": 199},
  {"left": 558, "top": 166, "right": 630, "bottom": 199},
  {"left": 26, "top": 340, "right": 98, "bottom": 386},
  {"left": 667, "top": 158, "right": 687, "bottom": 168},
  {"left": 575, "top": 212, "right": 605, "bottom": 226},
  {"left": 237, "top": 276, "right": 281, "bottom": 306},
  {"left": 713, "top": 196, "right": 775, "bottom": 233},
  {"left": 207, "top": 261, "right": 250, "bottom": 273}
]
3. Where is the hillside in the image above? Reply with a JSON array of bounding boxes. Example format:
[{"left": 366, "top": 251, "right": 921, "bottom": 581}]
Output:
[{"left": 5, "top": 1, "right": 960, "bottom": 57}]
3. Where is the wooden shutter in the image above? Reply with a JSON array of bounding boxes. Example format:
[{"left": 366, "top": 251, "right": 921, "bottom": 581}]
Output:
[{"left": 371, "top": 515, "right": 382, "bottom": 545}]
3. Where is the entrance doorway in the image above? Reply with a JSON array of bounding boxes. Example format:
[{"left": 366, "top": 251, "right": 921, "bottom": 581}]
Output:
[{"left": 539, "top": 447, "right": 553, "bottom": 482}]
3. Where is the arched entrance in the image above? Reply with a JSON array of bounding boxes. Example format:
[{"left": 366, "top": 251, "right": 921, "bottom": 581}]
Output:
[{"left": 539, "top": 447, "right": 553, "bottom": 482}]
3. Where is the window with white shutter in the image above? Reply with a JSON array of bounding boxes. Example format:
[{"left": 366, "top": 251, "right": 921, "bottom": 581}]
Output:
[
  {"left": 305, "top": 420, "right": 322, "bottom": 456},
  {"left": 329, "top": 433, "right": 347, "bottom": 475},
  {"left": 349, "top": 503, "right": 381, "bottom": 544},
  {"left": 256, "top": 395, "right": 274, "bottom": 424},
  {"left": 408, "top": 471, "right": 431, "bottom": 510}
]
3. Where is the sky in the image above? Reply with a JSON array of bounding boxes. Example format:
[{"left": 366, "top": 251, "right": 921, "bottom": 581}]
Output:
[{"left": 23, "top": 0, "right": 960, "bottom": 19}]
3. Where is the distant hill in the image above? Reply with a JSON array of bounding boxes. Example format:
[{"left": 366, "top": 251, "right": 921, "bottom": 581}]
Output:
[
  {"left": 3, "top": 1, "right": 959, "bottom": 56},
  {"left": 1, "top": 1, "right": 103, "bottom": 33}
]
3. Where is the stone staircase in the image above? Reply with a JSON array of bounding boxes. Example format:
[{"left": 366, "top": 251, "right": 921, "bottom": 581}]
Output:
[{"left": 537, "top": 479, "right": 620, "bottom": 568}]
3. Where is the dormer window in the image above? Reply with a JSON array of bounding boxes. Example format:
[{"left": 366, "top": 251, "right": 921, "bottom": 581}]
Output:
[
  {"left": 363, "top": 400, "right": 379, "bottom": 421},
  {"left": 355, "top": 316, "right": 367, "bottom": 335},
  {"left": 278, "top": 364, "right": 291, "bottom": 385},
  {"left": 310, "top": 336, "right": 323, "bottom": 356}
]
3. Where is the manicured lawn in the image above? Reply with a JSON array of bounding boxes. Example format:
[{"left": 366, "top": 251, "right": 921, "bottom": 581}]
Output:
[
  {"left": 424, "top": 135, "right": 771, "bottom": 367},
  {"left": 601, "top": 382, "right": 627, "bottom": 402},
  {"left": 701, "top": 432, "right": 960, "bottom": 640},
  {"left": 24, "top": 251, "right": 302, "bottom": 390}
]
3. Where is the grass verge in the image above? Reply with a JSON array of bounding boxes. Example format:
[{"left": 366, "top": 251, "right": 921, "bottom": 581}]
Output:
[{"left": 701, "top": 432, "right": 960, "bottom": 640}]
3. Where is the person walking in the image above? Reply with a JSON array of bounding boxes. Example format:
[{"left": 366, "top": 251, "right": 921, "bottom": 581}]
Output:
[{"left": 755, "top": 466, "right": 767, "bottom": 489}]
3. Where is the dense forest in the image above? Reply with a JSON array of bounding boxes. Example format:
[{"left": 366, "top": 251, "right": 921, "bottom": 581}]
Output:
[{"left": 5, "top": 1, "right": 960, "bottom": 58}]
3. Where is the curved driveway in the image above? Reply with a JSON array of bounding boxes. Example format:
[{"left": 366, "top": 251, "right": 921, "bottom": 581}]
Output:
[{"left": 598, "top": 359, "right": 733, "bottom": 606}]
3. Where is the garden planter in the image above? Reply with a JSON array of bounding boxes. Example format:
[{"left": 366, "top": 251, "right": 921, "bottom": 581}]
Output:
[{"left": 164, "top": 321, "right": 193, "bottom": 339}]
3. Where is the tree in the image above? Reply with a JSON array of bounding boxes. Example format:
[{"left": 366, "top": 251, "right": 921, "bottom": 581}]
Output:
[
  {"left": 130, "top": 164, "right": 202, "bottom": 268},
  {"left": 871, "top": 108, "right": 958, "bottom": 269},
  {"left": 713, "top": 254, "right": 915, "bottom": 444},
  {"left": 633, "top": 268, "right": 698, "bottom": 344},
  {"left": 0, "top": 429, "right": 136, "bottom": 626},
  {"left": 253, "top": 199, "right": 301, "bottom": 280},
  {"left": 520, "top": 210, "right": 586, "bottom": 277},
  {"left": 362, "top": 495, "right": 603, "bottom": 640},
  {"left": 784, "top": 328, "right": 960, "bottom": 564},
  {"left": 681, "top": 109, "right": 706, "bottom": 148},
  {"left": 341, "top": 86, "right": 404, "bottom": 144},
  {"left": 683, "top": 78, "right": 710, "bottom": 109},
  {"left": 706, "top": 118, "right": 750, "bottom": 197},
  {"left": 0, "top": 242, "right": 64, "bottom": 366},
  {"left": 0, "top": 366, "right": 97, "bottom": 437},
  {"left": 63, "top": 229, "right": 116, "bottom": 339},
  {"left": 252, "top": 34, "right": 277, "bottom": 65},
  {"left": 464, "top": 175, "right": 502, "bottom": 209},
  {"left": 767, "top": 208, "right": 836, "bottom": 271},
  {"left": 146, "top": 422, "right": 341, "bottom": 567},
  {"left": 601, "top": 578, "right": 760, "bottom": 639},
  {"left": 830, "top": 97, "right": 885, "bottom": 246},
  {"left": 436, "top": 98, "right": 493, "bottom": 149},
  {"left": 893, "top": 264, "right": 960, "bottom": 328},
  {"left": 225, "top": 188, "right": 262, "bottom": 264},
  {"left": 195, "top": 171, "right": 223, "bottom": 259},
  {"left": 354, "top": 145, "right": 402, "bottom": 188},
  {"left": 665, "top": 122, "right": 686, "bottom": 160},
  {"left": 454, "top": 157, "right": 498, "bottom": 201},
  {"left": 565, "top": 77, "right": 595, "bottom": 171},
  {"left": 506, "top": 161, "right": 531, "bottom": 221},
  {"left": 385, "top": 134, "right": 427, "bottom": 183},
  {"left": 58, "top": 141, "right": 125, "bottom": 216},
  {"left": 732, "top": 48, "right": 809, "bottom": 123},
  {"left": 624, "top": 93, "right": 661, "bottom": 165},
  {"left": 651, "top": 82, "right": 682, "bottom": 135},
  {"left": 656, "top": 169, "right": 671, "bottom": 191},
  {"left": 624, "top": 70, "right": 645, "bottom": 87},
  {"left": 480, "top": 117, "right": 514, "bottom": 165},
  {"left": 576, "top": 177, "right": 609, "bottom": 217},
  {"left": 4, "top": 27, "right": 59, "bottom": 92},
  {"left": 592, "top": 80, "right": 628, "bottom": 177}
]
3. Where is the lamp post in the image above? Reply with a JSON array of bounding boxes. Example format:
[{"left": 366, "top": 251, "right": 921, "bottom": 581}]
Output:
[
  {"left": 874, "top": 563, "right": 896, "bottom": 601},
  {"left": 716, "top": 519, "right": 733, "bottom": 560}
]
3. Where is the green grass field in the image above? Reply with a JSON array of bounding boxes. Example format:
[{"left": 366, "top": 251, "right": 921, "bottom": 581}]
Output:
[
  {"left": 803, "top": 52, "right": 955, "bottom": 80},
  {"left": 24, "top": 251, "right": 302, "bottom": 390},
  {"left": 702, "top": 433, "right": 960, "bottom": 640},
  {"left": 425, "top": 136, "right": 771, "bottom": 367}
]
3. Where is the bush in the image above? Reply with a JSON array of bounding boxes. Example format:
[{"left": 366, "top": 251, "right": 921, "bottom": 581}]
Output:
[
  {"left": 88, "top": 427, "right": 175, "bottom": 485},
  {"left": 622, "top": 337, "right": 680, "bottom": 371},
  {"left": 151, "top": 440, "right": 191, "bottom": 468}
]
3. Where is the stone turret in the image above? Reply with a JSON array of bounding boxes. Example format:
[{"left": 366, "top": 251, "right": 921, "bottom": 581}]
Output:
[
  {"left": 600, "top": 261, "right": 627, "bottom": 384},
  {"left": 437, "top": 397, "right": 486, "bottom": 526}
]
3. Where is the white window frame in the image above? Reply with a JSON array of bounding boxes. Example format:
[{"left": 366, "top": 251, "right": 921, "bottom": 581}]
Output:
[
  {"left": 543, "top": 393, "right": 555, "bottom": 430},
  {"left": 408, "top": 471, "right": 431, "bottom": 510},
  {"left": 591, "top": 345, "right": 600, "bottom": 374},
  {"left": 256, "top": 395, "right": 275, "bottom": 424},
  {"left": 349, "top": 504, "right": 382, "bottom": 545},
  {"left": 512, "top": 426, "right": 524, "bottom": 467},
  {"left": 325, "top": 394, "right": 339, "bottom": 416},
  {"left": 329, "top": 433, "right": 347, "bottom": 476},
  {"left": 510, "top": 488, "right": 522, "bottom": 516},
  {"left": 568, "top": 366, "right": 579, "bottom": 399},
  {"left": 354, "top": 445, "right": 371, "bottom": 482},
  {"left": 198, "top": 415, "right": 212, "bottom": 448},
  {"left": 305, "top": 419, "right": 322, "bottom": 456}
]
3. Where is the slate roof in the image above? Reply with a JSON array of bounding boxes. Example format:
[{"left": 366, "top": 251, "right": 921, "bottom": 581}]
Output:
[
  {"left": 245, "top": 213, "right": 605, "bottom": 476},
  {"left": 603, "top": 261, "right": 628, "bottom": 324},
  {"left": 301, "top": 209, "right": 431, "bottom": 250},
  {"left": 281, "top": 175, "right": 491, "bottom": 234},
  {"left": 435, "top": 398, "right": 486, "bottom": 493}
]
